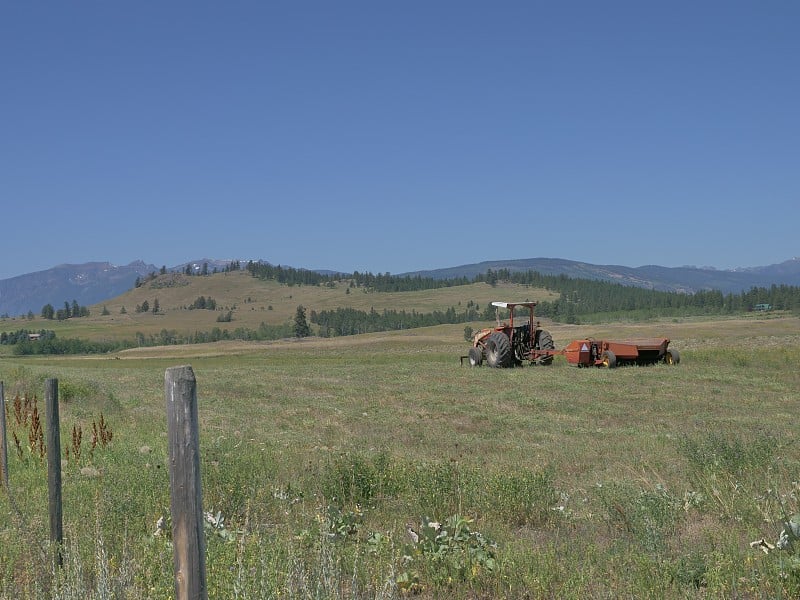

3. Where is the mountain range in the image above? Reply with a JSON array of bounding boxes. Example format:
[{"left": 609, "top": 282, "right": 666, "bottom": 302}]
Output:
[{"left": 1, "top": 257, "right": 799, "bottom": 318}]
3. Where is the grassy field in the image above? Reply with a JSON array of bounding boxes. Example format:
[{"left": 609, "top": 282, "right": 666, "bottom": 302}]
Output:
[{"left": 1, "top": 303, "right": 800, "bottom": 597}]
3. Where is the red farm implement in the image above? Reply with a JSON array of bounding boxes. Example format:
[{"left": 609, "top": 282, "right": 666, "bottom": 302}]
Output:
[{"left": 463, "top": 301, "right": 679, "bottom": 368}]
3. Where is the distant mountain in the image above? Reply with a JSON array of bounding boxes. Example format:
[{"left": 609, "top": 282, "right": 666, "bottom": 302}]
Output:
[
  {"left": 2, "top": 256, "right": 799, "bottom": 317},
  {"left": 0, "top": 261, "right": 158, "bottom": 317},
  {"left": 403, "top": 257, "right": 800, "bottom": 294}
]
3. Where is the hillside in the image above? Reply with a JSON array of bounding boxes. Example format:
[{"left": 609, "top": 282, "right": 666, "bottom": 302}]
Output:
[
  {"left": 3, "top": 255, "right": 800, "bottom": 318},
  {"left": 1, "top": 270, "right": 558, "bottom": 343}
]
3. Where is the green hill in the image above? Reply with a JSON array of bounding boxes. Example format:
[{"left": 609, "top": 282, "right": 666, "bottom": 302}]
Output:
[{"left": 2, "top": 270, "right": 558, "bottom": 344}]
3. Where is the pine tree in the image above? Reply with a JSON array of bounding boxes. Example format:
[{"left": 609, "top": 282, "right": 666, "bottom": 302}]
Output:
[{"left": 293, "top": 305, "right": 311, "bottom": 338}]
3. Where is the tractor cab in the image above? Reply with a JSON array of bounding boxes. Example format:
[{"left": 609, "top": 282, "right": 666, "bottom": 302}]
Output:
[{"left": 489, "top": 301, "right": 537, "bottom": 349}]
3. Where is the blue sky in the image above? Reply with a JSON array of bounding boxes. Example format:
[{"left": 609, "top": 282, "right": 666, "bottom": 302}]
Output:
[{"left": 2, "top": 1, "right": 798, "bottom": 281}]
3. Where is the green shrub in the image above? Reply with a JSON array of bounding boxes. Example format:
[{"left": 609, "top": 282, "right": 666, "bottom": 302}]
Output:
[{"left": 320, "top": 449, "right": 401, "bottom": 506}]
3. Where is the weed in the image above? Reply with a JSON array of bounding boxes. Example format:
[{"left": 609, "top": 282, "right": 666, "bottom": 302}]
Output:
[
  {"left": 67, "top": 424, "right": 82, "bottom": 463},
  {"left": 320, "top": 449, "right": 400, "bottom": 506},
  {"left": 401, "top": 514, "right": 498, "bottom": 590},
  {"left": 486, "top": 466, "right": 560, "bottom": 527},
  {"left": 325, "top": 504, "right": 365, "bottom": 540},
  {"left": 90, "top": 413, "right": 113, "bottom": 457},
  {"left": 27, "top": 402, "right": 45, "bottom": 460},
  {"left": 58, "top": 380, "right": 100, "bottom": 403},
  {"left": 596, "top": 482, "right": 683, "bottom": 552},
  {"left": 670, "top": 551, "right": 708, "bottom": 589}
]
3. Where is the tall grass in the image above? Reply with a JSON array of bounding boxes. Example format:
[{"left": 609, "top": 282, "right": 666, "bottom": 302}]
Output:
[{"left": 1, "top": 319, "right": 800, "bottom": 597}]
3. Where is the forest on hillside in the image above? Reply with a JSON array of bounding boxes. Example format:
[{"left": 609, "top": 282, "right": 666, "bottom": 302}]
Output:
[
  {"left": 6, "top": 263, "right": 798, "bottom": 353},
  {"left": 248, "top": 261, "right": 800, "bottom": 329}
]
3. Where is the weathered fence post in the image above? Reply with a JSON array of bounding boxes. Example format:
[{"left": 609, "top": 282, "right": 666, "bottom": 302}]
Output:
[
  {"left": 45, "top": 378, "right": 63, "bottom": 567},
  {"left": 0, "top": 381, "right": 8, "bottom": 492},
  {"left": 165, "top": 365, "right": 207, "bottom": 600}
]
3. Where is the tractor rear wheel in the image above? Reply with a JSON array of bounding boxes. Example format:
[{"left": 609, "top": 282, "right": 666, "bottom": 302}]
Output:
[
  {"left": 534, "top": 329, "right": 555, "bottom": 365},
  {"left": 665, "top": 348, "right": 680, "bottom": 365},
  {"left": 485, "top": 331, "right": 512, "bottom": 368},
  {"left": 468, "top": 346, "right": 483, "bottom": 367},
  {"left": 602, "top": 350, "right": 617, "bottom": 368}
]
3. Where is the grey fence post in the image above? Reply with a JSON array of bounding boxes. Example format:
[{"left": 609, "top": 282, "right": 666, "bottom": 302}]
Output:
[
  {"left": 45, "top": 378, "right": 63, "bottom": 567},
  {"left": 0, "top": 381, "right": 8, "bottom": 491},
  {"left": 165, "top": 365, "right": 207, "bottom": 600}
]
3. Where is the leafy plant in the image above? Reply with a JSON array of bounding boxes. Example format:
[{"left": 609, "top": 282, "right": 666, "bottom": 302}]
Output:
[{"left": 401, "top": 515, "right": 498, "bottom": 589}]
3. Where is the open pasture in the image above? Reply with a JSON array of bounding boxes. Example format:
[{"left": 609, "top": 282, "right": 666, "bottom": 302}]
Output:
[{"left": 1, "top": 315, "right": 799, "bottom": 598}]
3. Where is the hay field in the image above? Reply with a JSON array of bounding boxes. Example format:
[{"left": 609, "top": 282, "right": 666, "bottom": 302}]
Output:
[{"left": 1, "top": 314, "right": 799, "bottom": 597}]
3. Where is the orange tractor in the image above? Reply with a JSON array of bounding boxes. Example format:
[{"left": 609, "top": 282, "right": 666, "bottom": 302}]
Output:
[{"left": 465, "top": 301, "right": 680, "bottom": 368}]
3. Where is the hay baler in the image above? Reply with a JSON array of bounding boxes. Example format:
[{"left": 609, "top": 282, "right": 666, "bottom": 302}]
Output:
[{"left": 558, "top": 337, "right": 679, "bottom": 368}]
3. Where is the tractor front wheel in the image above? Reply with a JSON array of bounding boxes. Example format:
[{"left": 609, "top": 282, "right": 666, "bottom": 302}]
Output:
[
  {"left": 534, "top": 329, "right": 555, "bottom": 365},
  {"left": 485, "top": 332, "right": 512, "bottom": 368},
  {"left": 468, "top": 346, "right": 483, "bottom": 367}
]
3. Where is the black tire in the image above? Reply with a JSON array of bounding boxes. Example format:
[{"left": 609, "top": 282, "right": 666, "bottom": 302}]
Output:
[
  {"left": 485, "top": 331, "right": 512, "bottom": 368},
  {"left": 534, "top": 329, "right": 555, "bottom": 365},
  {"left": 468, "top": 346, "right": 483, "bottom": 367},
  {"left": 665, "top": 348, "right": 680, "bottom": 365},
  {"left": 602, "top": 349, "right": 617, "bottom": 368}
]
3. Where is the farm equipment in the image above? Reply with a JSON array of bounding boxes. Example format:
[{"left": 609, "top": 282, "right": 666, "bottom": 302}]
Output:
[
  {"left": 463, "top": 301, "right": 680, "bottom": 368},
  {"left": 559, "top": 337, "right": 679, "bottom": 368},
  {"left": 465, "top": 302, "right": 555, "bottom": 368}
]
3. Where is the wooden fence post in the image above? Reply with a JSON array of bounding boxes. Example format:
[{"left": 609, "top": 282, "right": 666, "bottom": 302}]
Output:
[
  {"left": 0, "top": 381, "right": 8, "bottom": 492},
  {"left": 45, "top": 378, "right": 63, "bottom": 567},
  {"left": 165, "top": 365, "right": 207, "bottom": 600}
]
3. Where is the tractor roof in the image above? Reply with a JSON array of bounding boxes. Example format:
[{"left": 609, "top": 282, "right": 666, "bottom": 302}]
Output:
[{"left": 491, "top": 301, "right": 538, "bottom": 309}]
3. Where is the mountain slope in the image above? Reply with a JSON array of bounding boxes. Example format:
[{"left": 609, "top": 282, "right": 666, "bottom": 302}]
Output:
[
  {"left": 405, "top": 257, "right": 800, "bottom": 294},
  {"left": 0, "top": 261, "right": 158, "bottom": 317}
]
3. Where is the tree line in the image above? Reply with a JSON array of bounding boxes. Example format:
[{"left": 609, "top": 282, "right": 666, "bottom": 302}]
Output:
[
  {"left": 6, "top": 321, "right": 297, "bottom": 355},
  {"left": 11, "top": 335, "right": 124, "bottom": 355},
  {"left": 1, "top": 329, "right": 56, "bottom": 345},
  {"left": 246, "top": 260, "right": 800, "bottom": 322},
  {"left": 40, "top": 300, "right": 90, "bottom": 320},
  {"left": 480, "top": 270, "right": 800, "bottom": 321},
  {"left": 245, "top": 261, "right": 471, "bottom": 291}
]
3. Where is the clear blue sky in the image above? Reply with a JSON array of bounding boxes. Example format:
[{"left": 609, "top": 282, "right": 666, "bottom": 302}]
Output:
[{"left": 2, "top": 1, "right": 798, "bottom": 281}]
